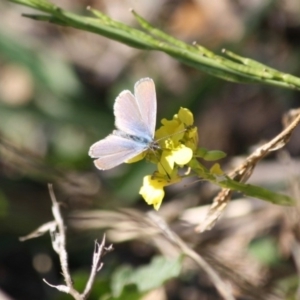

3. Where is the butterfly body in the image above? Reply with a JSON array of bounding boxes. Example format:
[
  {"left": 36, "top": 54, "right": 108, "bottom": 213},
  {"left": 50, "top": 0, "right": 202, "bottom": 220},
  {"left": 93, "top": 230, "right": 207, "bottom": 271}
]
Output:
[
  {"left": 89, "top": 78, "right": 157, "bottom": 170},
  {"left": 113, "top": 130, "right": 153, "bottom": 145}
]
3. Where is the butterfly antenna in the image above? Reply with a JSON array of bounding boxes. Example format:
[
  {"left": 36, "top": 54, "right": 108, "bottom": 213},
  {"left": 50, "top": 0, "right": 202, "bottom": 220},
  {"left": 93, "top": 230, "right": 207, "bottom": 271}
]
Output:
[
  {"left": 159, "top": 161, "right": 171, "bottom": 180},
  {"left": 155, "top": 128, "right": 188, "bottom": 144}
]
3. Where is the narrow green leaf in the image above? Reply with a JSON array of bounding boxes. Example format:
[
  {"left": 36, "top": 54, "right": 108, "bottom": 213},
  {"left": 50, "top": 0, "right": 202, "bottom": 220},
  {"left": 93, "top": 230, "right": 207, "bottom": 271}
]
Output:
[
  {"left": 8, "top": 0, "right": 300, "bottom": 90},
  {"left": 217, "top": 176, "right": 294, "bottom": 205},
  {"left": 190, "top": 159, "right": 294, "bottom": 206}
]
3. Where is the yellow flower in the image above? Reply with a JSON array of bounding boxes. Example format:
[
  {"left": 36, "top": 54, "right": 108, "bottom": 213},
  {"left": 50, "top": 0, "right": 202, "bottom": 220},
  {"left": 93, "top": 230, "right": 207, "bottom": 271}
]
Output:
[
  {"left": 139, "top": 172, "right": 181, "bottom": 210},
  {"left": 125, "top": 107, "right": 199, "bottom": 210},
  {"left": 155, "top": 120, "right": 185, "bottom": 145},
  {"left": 154, "top": 108, "right": 197, "bottom": 175},
  {"left": 158, "top": 143, "right": 193, "bottom": 175},
  {"left": 137, "top": 107, "right": 199, "bottom": 209},
  {"left": 126, "top": 108, "right": 197, "bottom": 166}
]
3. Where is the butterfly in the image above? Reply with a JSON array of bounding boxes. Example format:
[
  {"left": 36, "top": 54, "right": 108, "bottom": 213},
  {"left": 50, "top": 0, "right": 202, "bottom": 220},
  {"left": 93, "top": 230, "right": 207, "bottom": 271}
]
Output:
[{"left": 89, "top": 78, "right": 157, "bottom": 170}]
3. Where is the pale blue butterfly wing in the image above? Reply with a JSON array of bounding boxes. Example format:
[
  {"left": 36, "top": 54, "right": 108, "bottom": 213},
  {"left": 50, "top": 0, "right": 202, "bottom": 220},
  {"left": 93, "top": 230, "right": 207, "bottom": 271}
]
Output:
[
  {"left": 134, "top": 78, "right": 156, "bottom": 138},
  {"left": 89, "top": 134, "right": 147, "bottom": 170},
  {"left": 114, "top": 78, "right": 156, "bottom": 140},
  {"left": 89, "top": 78, "right": 157, "bottom": 170}
]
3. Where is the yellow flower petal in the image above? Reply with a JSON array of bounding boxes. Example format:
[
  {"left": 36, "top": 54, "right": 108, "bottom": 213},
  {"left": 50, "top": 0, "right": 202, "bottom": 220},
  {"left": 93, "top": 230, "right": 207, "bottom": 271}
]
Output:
[
  {"left": 172, "top": 145, "right": 193, "bottom": 165},
  {"left": 210, "top": 163, "right": 224, "bottom": 175},
  {"left": 139, "top": 176, "right": 166, "bottom": 210},
  {"left": 210, "top": 163, "right": 227, "bottom": 182},
  {"left": 139, "top": 174, "right": 182, "bottom": 210},
  {"left": 184, "top": 127, "right": 198, "bottom": 151},
  {"left": 155, "top": 121, "right": 184, "bottom": 143},
  {"left": 158, "top": 150, "right": 174, "bottom": 175},
  {"left": 178, "top": 108, "right": 194, "bottom": 126}
]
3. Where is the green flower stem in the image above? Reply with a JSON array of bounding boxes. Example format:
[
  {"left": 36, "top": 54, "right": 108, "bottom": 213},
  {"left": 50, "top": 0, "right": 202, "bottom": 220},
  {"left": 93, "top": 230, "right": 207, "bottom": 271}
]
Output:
[
  {"left": 8, "top": 0, "right": 300, "bottom": 90},
  {"left": 218, "top": 177, "right": 293, "bottom": 205},
  {"left": 189, "top": 159, "right": 294, "bottom": 206}
]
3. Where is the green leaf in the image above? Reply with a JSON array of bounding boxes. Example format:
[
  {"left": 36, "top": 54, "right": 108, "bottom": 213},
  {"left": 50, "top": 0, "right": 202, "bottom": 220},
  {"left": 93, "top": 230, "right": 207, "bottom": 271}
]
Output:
[
  {"left": 202, "top": 150, "right": 227, "bottom": 161},
  {"left": 111, "top": 255, "right": 183, "bottom": 296},
  {"left": 132, "top": 255, "right": 182, "bottom": 292},
  {"left": 111, "top": 266, "right": 133, "bottom": 297},
  {"left": 195, "top": 147, "right": 208, "bottom": 158},
  {"left": 8, "top": 0, "right": 300, "bottom": 90}
]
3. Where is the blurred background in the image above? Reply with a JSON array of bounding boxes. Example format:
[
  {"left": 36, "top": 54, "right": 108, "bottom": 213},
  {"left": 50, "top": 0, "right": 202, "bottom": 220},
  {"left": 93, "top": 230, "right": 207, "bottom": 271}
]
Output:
[{"left": 1, "top": 0, "right": 300, "bottom": 299}]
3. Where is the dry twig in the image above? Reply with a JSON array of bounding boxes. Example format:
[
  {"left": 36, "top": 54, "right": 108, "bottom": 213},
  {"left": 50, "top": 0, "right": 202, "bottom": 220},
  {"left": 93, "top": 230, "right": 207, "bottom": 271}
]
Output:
[
  {"left": 197, "top": 108, "right": 300, "bottom": 232},
  {"left": 20, "top": 184, "right": 113, "bottom": 300}
]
